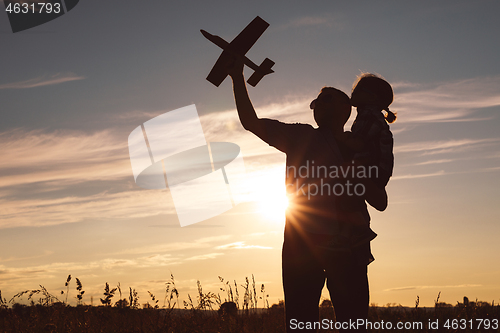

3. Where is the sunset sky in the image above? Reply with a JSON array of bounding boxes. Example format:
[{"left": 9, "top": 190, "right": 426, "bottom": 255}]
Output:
[{"left": 1, "top": 1, "right": 500, "bottom": 308}]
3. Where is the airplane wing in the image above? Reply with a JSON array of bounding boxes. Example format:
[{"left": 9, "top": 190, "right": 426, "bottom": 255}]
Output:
[
  {"left": 228, "top": 16, "right": 269, "bottom": 56},
  {"left": 206, "top": 51, "right": 234, "bottom": 87},
  {"left": 206, "top": 16, "right": 270, "bottom": 87}
]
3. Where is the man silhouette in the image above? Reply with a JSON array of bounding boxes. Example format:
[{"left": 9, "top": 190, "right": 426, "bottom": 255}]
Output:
[{"left": 227, "top": 61, "right": 387, "bottom": 332}]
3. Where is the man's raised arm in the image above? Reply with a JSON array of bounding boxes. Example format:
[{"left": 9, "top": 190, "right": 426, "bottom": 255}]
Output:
[{"left": 228, "top": 63, "right": 268, "bottom": 142}]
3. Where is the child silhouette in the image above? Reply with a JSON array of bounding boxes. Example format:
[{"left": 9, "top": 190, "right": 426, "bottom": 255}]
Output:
[{"left": 336, "top": 74, "right": 396, "bottom": 250}]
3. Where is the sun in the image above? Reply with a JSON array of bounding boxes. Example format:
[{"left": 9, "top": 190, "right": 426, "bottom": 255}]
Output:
[
  {"left": 256, "top": 186, "right": 289, "bottom": 223},
  {"left": 249, "top": 166, "right": 289, "bottom": 225}
]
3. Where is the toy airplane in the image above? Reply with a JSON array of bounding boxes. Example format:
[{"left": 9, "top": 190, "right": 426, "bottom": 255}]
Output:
[{"left": 201, "top": 16, "right": 275, "bottom": 87}]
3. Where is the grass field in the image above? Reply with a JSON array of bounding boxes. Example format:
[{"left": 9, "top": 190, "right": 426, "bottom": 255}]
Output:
[{"left": 1, "top": 275, "right": 498, "bottom": 332}]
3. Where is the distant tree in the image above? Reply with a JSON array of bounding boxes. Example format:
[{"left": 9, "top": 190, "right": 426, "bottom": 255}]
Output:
[
  {"left": 218, "top": 301, "right": 238, "bottom": 319},
  {"left": 435, "top": 302, "right": 453, "bottom": 308},
  {"left": 270, "top": 300, "right": 284, "bottom": 309},
  {"left": 115, "top": 299, "right": 129, "bottom": 308}
]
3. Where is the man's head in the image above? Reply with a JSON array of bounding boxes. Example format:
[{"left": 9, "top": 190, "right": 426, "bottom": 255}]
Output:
[{"left": 310, "top": 87, "right": 351, "bottom": 130}]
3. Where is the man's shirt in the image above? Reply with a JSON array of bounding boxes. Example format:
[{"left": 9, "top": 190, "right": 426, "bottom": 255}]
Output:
[{"left": 261, "top": 119, "right": 371, "bottom": 235}]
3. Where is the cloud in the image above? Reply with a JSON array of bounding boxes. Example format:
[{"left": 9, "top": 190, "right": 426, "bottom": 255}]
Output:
[
  {"left": 136, "top": 254, "right": 180, "bottom": 267},
  {"left": 0, "top": 128, "right": 131, "bottom": 188},
  {"left": 279, "top": 14, "right": 345, "bottom": 30},
  {"left": 0, "top": 128, "right": 172, "bottom": 228},
  {"left": 481, "top": 166, "right": 500, "bottom": 172},
  {"left": 0, "top": 187, "right": 177, "bottom": 229},
  {"left": 0, "top": 255, "right": 182, "bottom": 283},
  {"left": 392, "top": 76, "right": 500, "bottom": 123},
  {"left": 185, "top": 253, "right": 224, "bottom": 261},
  {"left": 216, "top": 241, "right": 272, "bottom": 250},
  {"left": 391, "top": 81, "right": 422, "bottom": 89},
  {"left": 197, "top": 235, "right": 234, "bottom": 243},
  {"left": 384, "top": 284, "right": 482, "bottom": 292},
  {"left": 0, "top": 236, "right": 234, "bottom": 283},
  {"left": 248, "top": 231, "right": 280, "bottom": 237},
  {"left": 201, "top": 75, "right": 500, "bottom": 134},
  {"left": 391, "top": 170, "right": 446, "bottom": 181},
  {"left": 394, "top": 138, "right": 499, "bottom": 155},
  {"left": 287, "top": 16, "right": 332, "bottom": 28},
  {"left": 0, "top": 73, "right": 84, "bottom": 89},
  {"left": 114, "top": 235, "right": 232, "bottom": 255},
  {"left": 0, "top": 112, "right": 282, "bottom": 228},
  {"left": 200, "top": 76, "right": 500, "bottom": 157},
  {"left": 198, "top": 96, "right": 315, "bottom": 162},
  {"left": 200, "top": 75, "right": 500, "bottom": 136},
  {"left": 115, "top": 110, "right": 167, "bottom": 122},
  {"left": 4, "top": 75, "right": 499, "bottom": 229},
  {"left": 415, "top": 159, "right": 454, "bottom": 166},
  {"left": 0, "top": 250, "right": 53, "bottom": 263}
]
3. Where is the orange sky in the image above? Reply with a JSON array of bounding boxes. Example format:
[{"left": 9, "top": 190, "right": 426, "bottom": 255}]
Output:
[{"left": 1, "top": 1, "right": 500, "bottom": 308}]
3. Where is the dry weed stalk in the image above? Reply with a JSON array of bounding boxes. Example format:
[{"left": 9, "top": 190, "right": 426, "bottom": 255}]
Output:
[
  {"left": 164, "top": 273, "right": 179, "bottom": 310},
  {"left": 100, "top": 282, "right": 117, "bottom": 306},
  {"left": 75, "top": 278, "right": 85, "bottom": 305}
]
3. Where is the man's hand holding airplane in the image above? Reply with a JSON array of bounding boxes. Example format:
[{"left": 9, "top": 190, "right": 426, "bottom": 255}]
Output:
[{"left": 201, "top": 16, "right": 274, "bottom": 87}]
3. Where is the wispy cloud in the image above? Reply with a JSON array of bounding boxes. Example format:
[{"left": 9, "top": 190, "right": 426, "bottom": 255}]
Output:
[
  {"left": 199, "top": 96, "right": 315, "bottom": 161},
  {"left": 392, "top": 170, "right": 446, "bottom": 181},
  {"left": 480, "top": 166, "right": 500, "bottom": 172},
  {"left": 0, "top": 128, "right": 164, "bottom": 228},
  {"left": 415, "top": 159, "right": 454, "bottom": 166},
  {"left": 391, "top": 81, "right": 422, "bottom": 89},
  {"left": 384, "top": 284, "right": 482, "bottom": 292},
  {"left": 185, "top": 253, "right": 224, "bottom": 261},
  {"left": 287, "top": 16, "right": 333, "bottom": 28},
  {"left": 0, "top": 189, "right": 177, "bottom": 229},
  {"left": 0, "top": 128, "right": 130, "bottom": 188},
  {"left": 394, "top": 138, "right": 499, "bottom": 155},
  {"left": 393, "top": 75, "right": 500, "bottom": 123},
  {"left": 0, "top": 235, "right": 235, "bottom": 284},
  {"left": 200, "top": 75, "right": 500, "bottom": 145},
  {"left": 3, "top": 75, "right": 499, "bottom": 229},
  {"left": 115, "top": 110, "right": 167, "bottom": 122},
  {"left": 279, "top": 14, "right": 345, "bottom": 30},
  {"left": 0, "top": 255, "right": 182, "bottom": 283},
  {"left": 0, "top": 250, "right": 53, "bottom": 263},
  {"left": 0, "top": 73, "right": 84, "bottom": 89},
  {"left": 114, "top": 235, "right": 232, "bottom": 255},
  {"left": 136, "top": 254, "right": 180, "bottom": 267},
  {"left": 216, "top": 241, "right": 272, "bottom": 250},
  {"left": 0, "top": 118, "right": 281, "bottom": 228}
]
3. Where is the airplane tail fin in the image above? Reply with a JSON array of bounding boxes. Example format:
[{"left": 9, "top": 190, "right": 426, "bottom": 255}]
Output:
[{"left": 247, "top": 58, "right": 275, "bottom": 87}]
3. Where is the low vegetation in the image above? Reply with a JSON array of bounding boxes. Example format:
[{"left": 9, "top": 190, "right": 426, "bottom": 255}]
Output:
[{"left": 0, "top": 275, "right": 498, "bottom": 332}]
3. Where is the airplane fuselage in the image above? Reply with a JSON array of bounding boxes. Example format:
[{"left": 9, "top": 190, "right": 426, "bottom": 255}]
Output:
[
  {"left": 201, "top": 16, "right": 274, "bottom": 87},
  {"left": 200, "top": 29, "right": 266, "bottom": 73}
]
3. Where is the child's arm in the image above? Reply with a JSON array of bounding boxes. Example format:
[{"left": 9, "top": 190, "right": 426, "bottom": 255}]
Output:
[
  {"left": 339, "top": 156, "right": 388, "bottom": 211},
  {"left": 336, "top": 131, "right": 365, "bottom": 152},
  {"left": 362, "top": 178, "right": 388, "bottom": 211}
]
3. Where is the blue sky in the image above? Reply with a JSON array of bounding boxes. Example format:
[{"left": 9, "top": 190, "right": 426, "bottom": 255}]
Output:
[{"left": 1, "top": 1, "right": 500, "bottom": 307}]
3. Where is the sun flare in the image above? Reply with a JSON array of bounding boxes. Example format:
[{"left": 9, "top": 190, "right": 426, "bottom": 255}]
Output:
[
  {"left": 257, "top": 189, "right": 289, "bottom": 223},
  {"left": 249, "top": 166, "right": 288, "bottom": 225}
]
